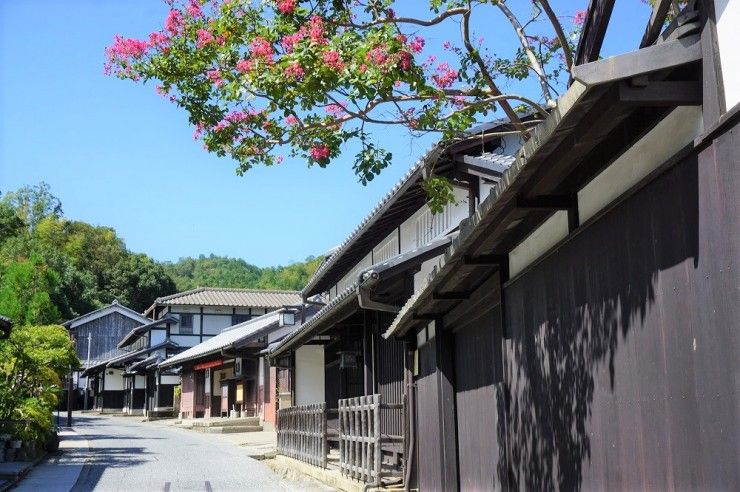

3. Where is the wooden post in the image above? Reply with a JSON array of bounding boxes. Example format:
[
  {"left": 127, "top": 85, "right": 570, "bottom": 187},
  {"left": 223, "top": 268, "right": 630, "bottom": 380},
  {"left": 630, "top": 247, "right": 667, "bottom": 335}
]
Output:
[{"left": 373, "top": 394, "right": 381, "bottom": 486}]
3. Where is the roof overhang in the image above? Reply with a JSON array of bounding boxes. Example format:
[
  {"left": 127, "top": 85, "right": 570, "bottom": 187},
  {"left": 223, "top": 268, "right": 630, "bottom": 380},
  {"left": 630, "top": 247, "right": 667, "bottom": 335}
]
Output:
[
  {"left": 117, "top": 314, "right": 179, "bottom": 349},
  {"left": 386, "top": 34, "right": 703, "bottom": 339},
  {"left": 64, "top": 301, "right": 150, "bottom": 329},
  {"left": 271, "top": 236, "right": 453, "bottom": 358}
]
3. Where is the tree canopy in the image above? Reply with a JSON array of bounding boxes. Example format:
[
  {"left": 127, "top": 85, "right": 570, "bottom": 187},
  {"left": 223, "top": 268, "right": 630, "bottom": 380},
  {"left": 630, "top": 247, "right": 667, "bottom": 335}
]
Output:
[
  {"left": 162, "top": 254, "right": 321, "bottom": 292},
  {"left": 105, "top": 0, "right": 584, "bottom": 201}
]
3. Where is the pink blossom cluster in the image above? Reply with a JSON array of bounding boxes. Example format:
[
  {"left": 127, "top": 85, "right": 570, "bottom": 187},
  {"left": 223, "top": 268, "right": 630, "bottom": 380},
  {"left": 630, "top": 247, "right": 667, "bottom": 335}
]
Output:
[
  {"left": 225, "top": 111, "right": 250, "bottom": 123},
  {"left": 322, "top": 50, "right": 345, "bottom": 71},
  {"left": 107, "top": 35, "right": 148, "bottom": 60},
  {"left": 250, "top": 37, "right": 274, "bottom": 60},
  {"left": 431, "top": 62, "right": 458, "bottom": 89},
  {"left": 398, "top": 51, "right": 412, "bottom": 71},
  {"left": 367, "top": 46, "right": 388, "bottom": 65},
  {"left": 187, "top": 0, "right": 204, "bottom": 18},
  {"left": 207, "top": 69, "right": 224, "bottom": 87},
  {"left": 148, "top": 31, "right": 169, "bottom": 48},
  {"left": 284, "top": 62, "right": 305, "bottom": 79},
  {"left": 281, "top": 28, "right": 306, "bottom": 53},
  {"left": 325, "top": 103, "right": 346, "bottom": 116},
  {"left": 309, "top": 16, "right": 327, "bottom": 45},
  {"left": 574, "top": 10, "right": 587, "bottom": 27},
  {"left": 165, "top": 10, "right": 184, "bottom": 35},
  {"left": 309, "top": 144, "right": 330, "bottom": 161},
  {"left": 197, "top": 29, "right": 215, "bottom": 48},
  {"left": 408, "top": 36, "right": 425, "bottom": 54},
  {"left": 236, "top": 59, "right": 253, "bottom": 73},
  {"left": 285, "top": 115, "right": 299, "bottom": 125},
  {"left": 276, "top": 0, "right": 296, "bottom": 14},
  {"left": 193, "top": 122, "right": 204, "bottom": 140}
]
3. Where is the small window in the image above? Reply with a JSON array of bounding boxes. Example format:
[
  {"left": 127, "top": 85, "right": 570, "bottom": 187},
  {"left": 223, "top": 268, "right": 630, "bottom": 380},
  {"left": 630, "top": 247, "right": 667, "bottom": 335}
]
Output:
[
  {"left": 179, "top": 314, "right": 193, "bottom": 334},
  {"left": 232, "top": 314, "right": 251, "bottom": 325}
]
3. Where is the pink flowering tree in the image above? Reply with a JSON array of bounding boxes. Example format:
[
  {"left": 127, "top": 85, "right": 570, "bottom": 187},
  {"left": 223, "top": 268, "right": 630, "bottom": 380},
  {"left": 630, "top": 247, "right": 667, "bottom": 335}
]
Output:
[{"left": 106, "top": 0, "right": 584, "bottom": 205}]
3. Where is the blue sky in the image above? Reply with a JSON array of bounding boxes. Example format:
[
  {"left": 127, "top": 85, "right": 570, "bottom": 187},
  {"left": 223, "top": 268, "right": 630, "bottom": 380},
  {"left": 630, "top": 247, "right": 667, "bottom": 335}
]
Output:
[{"left": 0, "top": 1, "right": 651, "bottom": 267}]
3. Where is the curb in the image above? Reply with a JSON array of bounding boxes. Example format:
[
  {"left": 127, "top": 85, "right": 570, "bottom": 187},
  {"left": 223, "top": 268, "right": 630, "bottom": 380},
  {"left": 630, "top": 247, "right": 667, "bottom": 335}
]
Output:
[{"left": 0, "top": 452, "right": 52, "bottom": 492}]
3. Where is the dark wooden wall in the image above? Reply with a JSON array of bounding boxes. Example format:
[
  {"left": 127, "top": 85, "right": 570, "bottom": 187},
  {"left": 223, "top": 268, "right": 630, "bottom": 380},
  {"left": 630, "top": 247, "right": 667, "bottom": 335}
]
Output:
[
  {"left": 70, "top": 311, "right": 142, "bottom": 365},
  {"left": 502, "top": 128, "right": 739, "bottom": 490},
  {"left": 375, "top": 312, "right": 405, "bottom": 438}
]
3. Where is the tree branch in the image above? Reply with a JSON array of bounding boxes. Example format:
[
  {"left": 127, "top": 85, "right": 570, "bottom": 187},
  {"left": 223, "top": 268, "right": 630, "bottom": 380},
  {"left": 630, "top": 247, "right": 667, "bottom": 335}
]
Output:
[
  {"left": 496, "top": 1, "right": 555, "bottom": 107},
  {"left": 331, "top": 8, "right": 468, "bottom": 29},
  {"left": 537, "top": 0, "right": 574, "bottom": 72},
  {"left": 460, "top": 6, "right": 529, "bottom": 137}
]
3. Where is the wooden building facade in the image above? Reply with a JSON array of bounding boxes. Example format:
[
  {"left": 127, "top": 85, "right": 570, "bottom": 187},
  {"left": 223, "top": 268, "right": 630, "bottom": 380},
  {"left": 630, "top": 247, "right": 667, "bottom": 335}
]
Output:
[
  {"left": 65, "top": 301, "right": 152, "bottom": 411},
  {"left": 269, "top": 126, "right": 525, "bottom": 482},
  {"left": 385, "top": 0, "right": 740, "bottom": 489}
]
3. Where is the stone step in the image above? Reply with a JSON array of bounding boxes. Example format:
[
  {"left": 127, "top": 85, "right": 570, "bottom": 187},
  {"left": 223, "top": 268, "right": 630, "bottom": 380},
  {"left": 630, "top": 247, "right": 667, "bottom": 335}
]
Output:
[
  {"left": 187, "top": 417, "right": 261, "bottom": 428},
  {"left": 192, "top": 425, "right": 264, "bottom": 434}
]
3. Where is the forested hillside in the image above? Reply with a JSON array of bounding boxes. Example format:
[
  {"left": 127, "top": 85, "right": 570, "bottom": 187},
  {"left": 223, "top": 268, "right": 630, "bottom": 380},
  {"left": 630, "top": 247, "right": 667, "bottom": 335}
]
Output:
[
  {"left": 0, "top": 183, "right": 320, "bottom": 322},
  {"left": 161, "top": 255, "right": 321, "bottom": 292}
]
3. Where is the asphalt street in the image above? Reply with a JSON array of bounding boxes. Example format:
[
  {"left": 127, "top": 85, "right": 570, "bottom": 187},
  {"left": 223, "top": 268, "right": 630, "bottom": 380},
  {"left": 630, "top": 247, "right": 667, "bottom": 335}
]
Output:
[{"left": 60, "top": 414, "right": 317, "bottom": 492}]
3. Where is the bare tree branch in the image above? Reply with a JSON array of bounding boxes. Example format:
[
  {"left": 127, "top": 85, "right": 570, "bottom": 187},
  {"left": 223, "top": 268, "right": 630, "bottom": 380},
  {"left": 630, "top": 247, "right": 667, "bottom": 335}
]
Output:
[
  {"left": 496, "top": 1, "right": 555, "bottom": 107},
  {"left": 537, "top": 0, "right": 574, "bottom": 72}
]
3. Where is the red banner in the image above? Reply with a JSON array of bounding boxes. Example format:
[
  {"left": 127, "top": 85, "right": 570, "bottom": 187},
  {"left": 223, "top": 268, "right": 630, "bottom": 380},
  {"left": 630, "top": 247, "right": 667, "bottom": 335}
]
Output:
[{"left": 194, "top": 358, "right": 223, "bottom": 370}]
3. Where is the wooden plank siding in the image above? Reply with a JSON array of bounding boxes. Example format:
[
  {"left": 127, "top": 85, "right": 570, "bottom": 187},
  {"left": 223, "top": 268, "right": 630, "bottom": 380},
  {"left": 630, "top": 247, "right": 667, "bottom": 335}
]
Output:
[
  {"left": 375, "top": 312, "right": 405, "bottom": 439},
  {"left": 71, "top": 312, "right": 143, "bottom": 365},
  {"left": 501, "top": 130, "right": 740, "bottom": 489}
]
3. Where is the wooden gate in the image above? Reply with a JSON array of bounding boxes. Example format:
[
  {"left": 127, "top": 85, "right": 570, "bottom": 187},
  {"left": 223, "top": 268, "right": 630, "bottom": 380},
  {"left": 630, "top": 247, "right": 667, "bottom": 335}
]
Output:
[
  {"left": 338, "top": 394, "right": 382, "bottom": 485},
  {"left": 277, "top": 403, "right": 327, "bottom": 467}
]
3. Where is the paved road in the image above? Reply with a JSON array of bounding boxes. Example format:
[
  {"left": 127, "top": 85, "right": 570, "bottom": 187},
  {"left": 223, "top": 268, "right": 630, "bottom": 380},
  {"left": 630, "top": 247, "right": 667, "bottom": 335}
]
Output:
[{"left": 57, "top": 414, "right": 313, "bottom": 492}]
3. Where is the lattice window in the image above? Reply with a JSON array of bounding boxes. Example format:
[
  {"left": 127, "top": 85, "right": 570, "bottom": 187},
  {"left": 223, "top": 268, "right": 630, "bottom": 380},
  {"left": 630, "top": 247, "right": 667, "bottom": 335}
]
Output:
[
  {"left": 415, "top": 203, "right": 454, "bottom": 248},
  {"left": 373, "top": 234, "right": 398, "bottom": 264}
]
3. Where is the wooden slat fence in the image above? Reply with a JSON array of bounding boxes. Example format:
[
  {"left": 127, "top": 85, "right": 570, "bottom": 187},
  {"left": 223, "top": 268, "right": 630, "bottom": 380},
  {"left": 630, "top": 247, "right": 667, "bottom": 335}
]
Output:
[
  {"left": 339, "top": 394, "right": 382, "bottom": 485},
  {"left": 277, "top": 403, "right": 327, "bottom": 468}
]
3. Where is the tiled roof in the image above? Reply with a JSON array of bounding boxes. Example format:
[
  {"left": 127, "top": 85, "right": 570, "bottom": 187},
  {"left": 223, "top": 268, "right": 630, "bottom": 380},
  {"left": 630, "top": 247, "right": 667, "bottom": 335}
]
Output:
[
  {"left": 147, "top": 287, "right": 302, "bottom": 313},
  {"left": 301, "top": 143, "right": 443, "bottom": 298},
  {"left": 159, "top": 311, "right": 281, "bottom": 368},
  {"left": 63, "top": 300, "right": 150, "bottom": 328}
]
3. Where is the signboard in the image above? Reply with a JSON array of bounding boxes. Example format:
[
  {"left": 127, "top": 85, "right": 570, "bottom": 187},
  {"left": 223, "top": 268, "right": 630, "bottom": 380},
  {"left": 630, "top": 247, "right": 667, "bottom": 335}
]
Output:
[
  {"left": 236, "top": 383, "right": 244, "bottom": 403},
  {"left": 194, "top": 358, "right": 223, "bottom": 371}
]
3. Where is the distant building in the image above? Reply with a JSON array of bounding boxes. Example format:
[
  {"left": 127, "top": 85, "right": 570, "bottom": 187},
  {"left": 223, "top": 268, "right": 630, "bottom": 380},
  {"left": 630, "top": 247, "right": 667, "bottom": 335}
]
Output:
[
  {"left": 64, "top": 300, "right": 151, "bottom": 412},
  {"left": 0, "top": 314, "right": 12, "bottom": 339}
]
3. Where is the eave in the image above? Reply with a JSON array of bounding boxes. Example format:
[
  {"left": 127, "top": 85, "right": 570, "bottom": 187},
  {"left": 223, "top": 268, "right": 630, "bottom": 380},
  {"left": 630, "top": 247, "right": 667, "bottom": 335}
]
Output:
[{"left": 385, "top": 35, "right": 703, "bottom": 339}]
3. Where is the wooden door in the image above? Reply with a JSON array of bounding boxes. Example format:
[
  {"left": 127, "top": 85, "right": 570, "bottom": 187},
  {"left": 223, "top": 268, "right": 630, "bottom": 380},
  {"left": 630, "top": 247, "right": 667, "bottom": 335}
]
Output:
[{"left": 453, "top": 304, "right": 506, "bottom": 491}]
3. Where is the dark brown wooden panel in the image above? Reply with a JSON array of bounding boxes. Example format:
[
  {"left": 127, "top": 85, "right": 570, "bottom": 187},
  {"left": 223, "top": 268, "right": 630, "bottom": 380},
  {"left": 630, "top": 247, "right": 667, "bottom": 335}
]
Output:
[
  {"left": 453, "top": 303, "right": 505, "bottom": 491},
  {"left": 502, "top": 127, "right": 740, "bottom": 490}
]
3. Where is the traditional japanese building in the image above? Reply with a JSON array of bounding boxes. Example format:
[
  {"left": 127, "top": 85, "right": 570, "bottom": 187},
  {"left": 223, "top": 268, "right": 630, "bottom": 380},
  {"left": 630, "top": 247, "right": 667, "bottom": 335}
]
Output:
[
  {"left": 268, "top": 117, "right": 525, "bottom": 484},
  {"left": 381, "top": 0, "right": 740, "bottom": 489},
  {"left": 159, "top": 304, "right": 318, "bottom": 424},
  {"left": 65, "top": 300, "right": 152, "bottom": 411},
  {"left": 112, "top": 287, "right": 302, "bottom": 416}
]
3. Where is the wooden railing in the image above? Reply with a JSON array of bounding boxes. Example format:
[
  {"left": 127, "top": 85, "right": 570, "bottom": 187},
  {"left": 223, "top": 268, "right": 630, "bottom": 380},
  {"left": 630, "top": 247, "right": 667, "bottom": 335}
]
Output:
[
  {"left": 338, "top": 394, "right": 382, "bottom": 485},
  {"left": 277, "top": 403, "right": 327, "bottom": 468}
]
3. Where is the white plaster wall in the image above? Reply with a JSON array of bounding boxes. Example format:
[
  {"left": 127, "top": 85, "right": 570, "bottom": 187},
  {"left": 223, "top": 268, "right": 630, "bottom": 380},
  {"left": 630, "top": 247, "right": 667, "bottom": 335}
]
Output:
[
  {"left": 150, "top": 329, "right": 167, "bottom": 346},
  {"left": 169, "top": 312, "right": 201, "bottom": 335},
  {"left": 578, "top": 106, "right": 703, "bottom": 223},
  {"left": 202, "top": 314, "right": 234, "bottom": 335},
  {"left": 295, "top": 345, "right": 325, "bottom": 405},
  {"left": 104, "top": 369, "right": 125, "bottom": 391},
  {"left": 399, "top": 186, "right": 468, "bottom": 253},
  {"left": 373, "top": 229, "right": 400, "bottom": 263},
  {"left": 170, "top": 334, "right": 200, "bottom": 347},
  {"left": 414, "top": 256, "right": 442, "bottom": 292},
  {"left": 160, "top": 374, "right": 180, "bottom": 385},
  {"left": 336, "top": 252, "right": 373, "bottom": 293},
  {"left": 509, "top": 211, "right": 570, "bottom": 278},
  {"left": 135, "top": 375, "right": 147, "bottom": 388},
  {"left": 715, "top": 0, "right": 740, "bottom": 108}
]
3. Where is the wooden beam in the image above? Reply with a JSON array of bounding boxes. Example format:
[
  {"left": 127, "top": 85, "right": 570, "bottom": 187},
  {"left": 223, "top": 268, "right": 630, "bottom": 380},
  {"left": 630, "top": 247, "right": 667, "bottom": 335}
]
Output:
[
  {"left": 618, "top": 80, "right": 702, "bottom": 106},
  {"left": 462, "top": 254, "right": 507, "bottom": 266},
  {"left": 432, "top": 291, "right": 471, "bottom": 301},
  {"left": 516, "top": 195, "right": 576, "bottom": 210},
  {"left": 640, "top": 0, "right": 673, "bottom": 48},
  {"left": 412, "top": 313, "right": 441, "bottom": 321},
  {"left": 573, "top": 0, "right": 617, "bottom": 66},
  {"left": 572, "top": 34, "right": 701, "bottom": 87}
]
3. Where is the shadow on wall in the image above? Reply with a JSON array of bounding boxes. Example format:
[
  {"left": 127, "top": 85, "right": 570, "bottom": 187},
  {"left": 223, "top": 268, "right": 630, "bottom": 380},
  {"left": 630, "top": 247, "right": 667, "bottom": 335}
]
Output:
[{"left": 501, "top": 154, "right": 702, "bottom": 489}]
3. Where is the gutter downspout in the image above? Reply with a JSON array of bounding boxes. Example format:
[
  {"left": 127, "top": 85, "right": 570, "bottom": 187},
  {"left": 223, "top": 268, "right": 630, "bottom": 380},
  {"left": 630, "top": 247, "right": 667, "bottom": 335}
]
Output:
[{"left": 357, "top": 272, "right": 401, "bottom": 313}]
